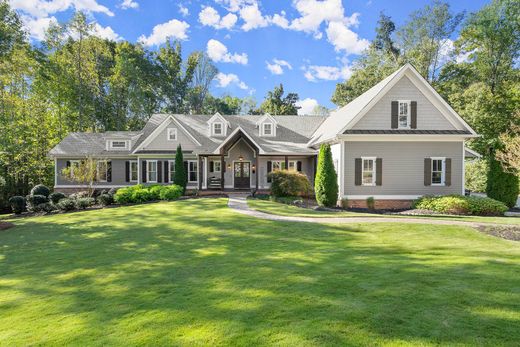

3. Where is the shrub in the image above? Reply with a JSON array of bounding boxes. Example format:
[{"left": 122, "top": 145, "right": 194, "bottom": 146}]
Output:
[
  {"left": 114, "top": 185, "right": 139, "bottom": 204},
  {"left": 98, "top": 193, "right": 114, "bottom": 206},
  {"left": 108, "top": 187, "right": 118, "bottom": 196},
  {"left": 174, "top": 144, "right": 187, "bottom": 193},
  {"left": 412, "top": 195, "right": 507, "bottom": 216},
  {"left": 270, "top": 195, "right": 303, "bottom": 206},
  {"left": 26, "top": 195, "right": 49, "bottom": 212},
  {"left": 366, "top": 197, "right": 375, "bottom": 210},
  {"left": 159, "top": 185, "right": 183, "bottom": 200},
  {"left": 8, "top": 196, "right": 25, "bottom": 214},
  {"left": 131, "top": 188, "right": 153, "bottom": 203},
  {"left": 315, "top": 144, "right": 338, "bottom": 207},
  {"left": 486, "top": 157, "right": 519, "bottom": 208},
  {"left": 465, "top": 159, "right": 488, "bottom": 193},
  {"left": 35, "top": 202, "right": 57, "bottom": 214},
  {"left": 30, "top": 184, "right": 50, "bottom": 198},
  {"left": 70, "top": 191, "right": 89, "bottom": 200},
  {"left": 148, "top": 185, "right": 163, "bottom": 200},
  {"left": 49, "top": 192, "right": 66, "bottom": 204},
  {"left": 57, "top": 198, "right": 76, "bottom": 211},
  {"left": 340, "top": 198, "right": 349, "bottom": 209},
  {"left": 75, "top": 197, "right": 95, "bottom": 210},
  {"left": 269, "top": 170, "right": 311, "bottom": 197}
]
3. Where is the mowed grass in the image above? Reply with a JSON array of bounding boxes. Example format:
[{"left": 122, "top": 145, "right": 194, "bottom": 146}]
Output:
[
  {"left": 247, "top": 198, "right": 520, "bottom": 225},
  {"left": 1, "top": 199, "right": 519, "bottom": 346}
]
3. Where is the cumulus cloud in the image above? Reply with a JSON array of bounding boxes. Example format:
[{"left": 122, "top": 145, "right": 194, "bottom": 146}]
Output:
[
  {"left": 10, "top": 0, "right": 114, "bottom": 18},
  {"left": 325, "top": 21, "right": 369, "bottom": 54},
  {"left": 21, "top": 15, "right": 57, "bottom": 41},
  {"left": 119, "top": 0, "right": 138, "bottom": 10},
  {"left": 215, "top": 72, "right": 249, "bottom": 90},
  {"left": 296, "top": 98, "right": 319, "bottom": 115},
  {"left": 93, "top": 23, "right": 123, "bottom": 41},
  {"left": 178, "top": 4, "right": 189, "bottom": 17},
  {"left": 138, "top": 19, "right": 189, "bottom": 46},
  {"left": 207, "top": 39, "right": 248, "bottom": 64},
  {"left": 303, "top": 64, "right": 353, "bottom": 82},
  {"left": 239, "top": 3, "right": 269, "bottom": 31},
  {"left": 199, "top": 6, "right": 237, "bottom": 30},
  {"left": 266, "top": 58, "right": 292, "bottom": 75}
]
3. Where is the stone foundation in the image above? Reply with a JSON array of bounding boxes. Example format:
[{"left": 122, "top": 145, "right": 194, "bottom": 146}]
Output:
[{"left": 345, "top": 199, "right": 413, "bottom": 210}]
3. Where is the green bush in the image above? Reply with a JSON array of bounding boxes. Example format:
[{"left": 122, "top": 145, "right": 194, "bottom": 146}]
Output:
[
  {"left": 465, "top": 159, "right": 488, "bottom": 193},
  {"left": 340, "top": 198, "right": 349, "bottom": 209},
  {"left": 159, "top": 185, "right": 183, "bottom": 200},
  {"left": 76, "top": 197, "right": 95, "bottom": 210},
  {"left": 26, "top": 195, "right": 49, "bottom": 212},
  {"left": 366, "top": 197, "right": 375, "bottom": 210},
  {"left": 269, "top": 170, "right": 311, "bottom": 197},
  {"left": 486, "top": 157, "right": 519, "bottom": 208},
  {"left": 314, "top": 144, "right": 338, "bottom": 207},
  {"left": 131, "top": 188, "right": 153, "bottom": 203},
  {"left": 35, "top": 202, "right": 57, "bottom": 214},
  {"left": 98, "top": 193, "right": 114, "bottom": 206},
  {"left": 174, "top": 144, "right": 187, "bottom": 193},
  {"left": 49, "top": 192, "right": 66, "bottom": 204},
  {"left": 30, "top": 184, "right": 50, "bottom": 198},
  {"left": 114, "top": 185, "right": 143, "bottom": 204},
  {"left": 8, "top": 196, "right": 25, "bottom": 214},
  {"left": 70, "top": 191, "right": 89, "bottom": 200},
  {"left": 412, "top": 195, "right": 508, "bottom": 216},
  {"left": 57, "top": 198, "right": 76, "bottom": 211},
  {"left": 148, "top": 184, "right": 163, "bottom": 200}
]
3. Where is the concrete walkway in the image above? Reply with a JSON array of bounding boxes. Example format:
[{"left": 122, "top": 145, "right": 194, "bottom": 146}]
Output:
[{"left": 227, "top": 194, "right": 490, "bottom": 228}]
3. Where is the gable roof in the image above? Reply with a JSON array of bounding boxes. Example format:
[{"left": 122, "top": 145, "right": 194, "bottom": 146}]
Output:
[{"left": 308, "top": 63, "right": 477, "bottom": 146}]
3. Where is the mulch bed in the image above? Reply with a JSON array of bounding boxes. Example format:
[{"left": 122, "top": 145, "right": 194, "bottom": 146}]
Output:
[
  {"left": 477, "top": 225, "right": 520, "bottom": 241},
  {"left": 0, "top": 221, "right": 14, "bottom": 231}
]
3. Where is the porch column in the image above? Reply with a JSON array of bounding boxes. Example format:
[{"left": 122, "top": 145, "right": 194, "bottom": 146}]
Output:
[
  {"left": 255, "top": 152, "right": 259, "bottom": 190},
  {"left": 198, "top": 155, "right": 203, "bottom": 191},
  {"left": 220, "top": 154, "right": 225, "bottom": 190}
]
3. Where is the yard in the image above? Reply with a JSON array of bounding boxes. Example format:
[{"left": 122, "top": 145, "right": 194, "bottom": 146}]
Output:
[{"left": 1, "top": 198, "right": 519, "bottom": 346}]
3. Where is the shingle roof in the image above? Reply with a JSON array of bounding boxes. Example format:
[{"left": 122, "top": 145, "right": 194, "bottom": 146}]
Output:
[
  {"left": 49, "top": 131, "right": 142, "bottom": 157},
  {"left": 343, "top": 130, "right": 472, "bottom": 135}
]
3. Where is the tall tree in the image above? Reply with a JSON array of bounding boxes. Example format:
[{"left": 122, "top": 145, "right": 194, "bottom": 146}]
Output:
[
  {"left": 188, "top": 52, "right": 218, "bottom": 114},
  {"left": 260, "top": 84, "right": 300, "bottom": 115},
  {"left": 0, "top": 0, "right": 24, "bottom": 57}
]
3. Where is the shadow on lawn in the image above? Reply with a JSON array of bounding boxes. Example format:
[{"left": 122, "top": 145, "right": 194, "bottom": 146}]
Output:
[{"left": 0, "top": 199, "right": 519, "bottom": 345}]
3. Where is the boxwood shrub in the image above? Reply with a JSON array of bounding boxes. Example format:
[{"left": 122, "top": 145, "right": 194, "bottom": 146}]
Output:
[
  {"left": 98, "top": 193, "right": 114, "bottom": 206},
  {"left": 412, "top": 195, "right": 508, "bottom": 216},
  {"left": 57, "top": 198, "right": 76, "bottom": 211},
  {"left": 30, "top": 184, "right": 50, "bottom": 198},
  {"left": 49, "top": 192, "right": 66, "bottom": 204},
  {"left": 114, "top": 184, "right": 184, "bottom": 204},
  {"left": 268, "top": 170, "right": 311, "bottom": 197},
  {"left": 75, "top": 197, "right": 95, "bottom": 210},
  {"left": 26, "top": 194, "right": 49, "bottom": 212},
  {"left": 159, "top": 185, "right": 183, "bottom": 201},
  {"left": 8, "top": 196, "right": 25, "bottom": 214}
]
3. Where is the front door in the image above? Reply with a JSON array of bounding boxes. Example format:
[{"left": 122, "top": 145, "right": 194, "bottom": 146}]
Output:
[{"left": 234, "top": 162, "right": 250, "bottom": 189}]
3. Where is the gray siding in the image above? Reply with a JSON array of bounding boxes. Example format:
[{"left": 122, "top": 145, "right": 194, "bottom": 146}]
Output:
[
  {"left": 137, "top": 156, "right": 197, "bottom": 187},
  {"left": 343, "top": 141, "right": 463, "bottom": 197},
  {"left": 353, "top": 76, "right": 456, "bottom": 130},
  {"left": 145, "top": 118, "right": 200, "bottom": 151},
  {"left": 56, "top": 158, "right": 132, "bottom": 186}
]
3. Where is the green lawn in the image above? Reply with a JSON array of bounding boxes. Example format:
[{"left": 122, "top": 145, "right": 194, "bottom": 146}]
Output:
[
  {"left": 247, "top": 198, "right": 520, "bottom": 225},
  {"left": 1, "top": 199, "right": 519, "bottom": 346}
]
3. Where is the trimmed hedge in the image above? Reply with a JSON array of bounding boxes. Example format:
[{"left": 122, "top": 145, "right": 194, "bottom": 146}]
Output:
[
  {"left": 30, "top": 184, "right": 50, "bottom": 198},
  {"left": 26, "top": 195, "right": 48, "bottom": 212},
  {"left": 315, "top": 144, "right": 338, "bottom": 207},
  {"left": 98, "top": 193, "right": 114, "bottom": 206},
  {"left": 159, "top": 185, "right": 183, "bottom": 200},
  {"left": 57, "top": 198, "right": 76, "bottom": 211},
  {"left": 49, "top": 192, "right": 66, "bottom": 204},
  {"left": 486, "top": 157, "right": 519, "bottom": 208},
  {"left": 114, "top": 184, "right": 184, "bottom": 204},
  {"left": 268, "top": 170, "right": 311, "bottom": 197},
  {"left": 8, "top": 196, "right": 25, "bottom": 214},
  {"left": 76, "top": 197, "right": 95, "bottom": 210},
  {"left": 412, "top": 195, "right": 508, "bottom": 216}
]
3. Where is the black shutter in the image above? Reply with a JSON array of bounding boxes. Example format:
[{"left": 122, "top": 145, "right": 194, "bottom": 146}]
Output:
[
  {"left": 445, "top": 158, "right": 451, "bottom": 186},
  {"left": 125, "top": 161, "right": 130, "bottom": 182},
  {"left": 210, "top": 161, "right": 214, "bottom": 173},
  {"left": 157, "top": 161, "right": 162, "bottom": 183},
  {"left": 424, "top": 158, "right": 431, "bottom": 186},
  {"left": 164, "top": 161, "right": 169, "bottom": 183},
  {"left": 183, "top": 161, "right": 188, "bottom": 180},
  {"left": 376, "top": 158, "right": 382, "bottom": 186},
  {"left": 297, "top": 161, "right": 302, "bottom": 172},
  {"left": 66, "top": 160, "right": 71, "bottom": 168},
  {"left": 355, "top": 158, "right": 362, "bottom": 186},
  {"left": 142, "top": 160, "right": 147, "bottom": 183},
  {"left": 391, "top": 101, "right": 398, "bottom": 129},
  {"left": 267, "top": 161, "right": 272, "bottom": 183},
  {"left": 411, "top": 101, "right": 417, "bottom": 129},
  {"left": 107, "top": 161, "right": 112, "bottom": 182},
  {"left": 223, "top": 161, "right": 226, "bottom": 172}
]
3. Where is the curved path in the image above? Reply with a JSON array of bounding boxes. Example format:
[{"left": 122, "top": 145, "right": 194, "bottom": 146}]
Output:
[{"left": 227, "top": 195, "right": 492, "bottom": 228}]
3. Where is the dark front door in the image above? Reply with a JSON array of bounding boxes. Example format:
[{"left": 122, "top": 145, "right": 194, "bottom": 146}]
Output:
[{"left": 234, "top": 162, "right": 250, "bottom": 189}]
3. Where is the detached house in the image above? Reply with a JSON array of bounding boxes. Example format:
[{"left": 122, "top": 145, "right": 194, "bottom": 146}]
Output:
[{"left": 49, "top": 64, "right": 478, "bottom": 208}]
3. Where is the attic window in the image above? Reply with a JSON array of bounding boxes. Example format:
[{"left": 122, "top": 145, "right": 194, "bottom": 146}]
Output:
[
  {"left": 398, "top": 100, "right": 411, "bottom": 128},
  {"left": 109, "top": 140, "right": 128, "bottom": 150},
  {"left": 212, "top": 122, "right": 223, "bottom": 136},
  {"left": 262, "top": 123, "right": 273, "bottom": 136},
  {"left": 167, "top": 128, "right": 177, "bottom": 141}
]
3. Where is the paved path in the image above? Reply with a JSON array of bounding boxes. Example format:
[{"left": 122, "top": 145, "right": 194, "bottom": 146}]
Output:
[{"left": 227, "top": 194, "right": 488, "bottom": 228}]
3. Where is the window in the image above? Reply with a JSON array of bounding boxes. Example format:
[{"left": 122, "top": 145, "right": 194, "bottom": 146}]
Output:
[
  {"left": 272, "top": 161, "right": 285, "bottom": 172},
  {"left": 147, "top": 160, "right": 157, "bottom": 183},
  {"left": 398, "top": 100, "right": 410, "bottom": 128},
  {"left": 70, "top": 160, "right": 80, "bottom": 178},
  {"left": 130, "top": 161, "right": 138, "bottom": 182},
  {"left": 168, "top": 161, "right": 175, "bottom": 182},
  {"left": 362, "top": 158, "right": 376, "bottom": 186},
  {"left": 167, "top": 128, "right": 177, "bottom": 141},
  {"left": 97, "top": 160, "right": 108, "bottom": 182},
  {"left": 262, "top": 123, "right": 273, "bottom": 136},
  {"left": 109, "top": 140, "right": 128, "bottom": 150},
  {"left": 288, "top": 161, "right": 297, "bottom": 171},
  {"left": 213, "top": 160, "right": 221, "bottom": 173},
  {"left": 188, "top": 160, "right": 198, "bottom": 183},
  {"left": 212, "top": 122, "right": 223, "bottom": 136},
  {"left": 431, "top": 158, "right": 445, "bottom": 185}
]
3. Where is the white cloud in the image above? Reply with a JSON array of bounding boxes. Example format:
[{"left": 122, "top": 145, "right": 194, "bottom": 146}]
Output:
[
  {"left": 266, "top": 58, "right": 292, "bottom": 75},
  {"left": 138, "top": 19, "right": 190, "bottom": 46},
  {"left": 289, "top": 0, "right": 345, "bottom": 34},
  {"left": 207, "top": 39, "right": 248, "bottom": 64},
  {"left": 178, "top": 4, "right": 189, "bottom": 17},
  {"left": 119, "top": 0, "right": 138, "bottom": 10},
  {"left": 215, "top": 0, "right": 256, "bottom": 13},
  {"left": 215, "top": 72, "right": 249, "bottom": 90},
  {"left": 325, "top": 21, "right": 369, "bottom": 54},
  {"left": 93, "top": 23, "right": 123, "bottom": 41},
  {"left": 239, "top": 3, "right": 268, "bottom": 31},
  {"left": 303, "top": 64, "right": 352, "bottom": 82},
  {"left": 199, "top": 6, "right": 237, "bottom": 30},
  {"left": 296, "top": 98, "right": 319, "bottom": 115},
  {"left": 10, "top": 0, "right": 114, "bottom": 18},
  {"left": 21, "top": 15, "right": 57, "bottom": 41}
]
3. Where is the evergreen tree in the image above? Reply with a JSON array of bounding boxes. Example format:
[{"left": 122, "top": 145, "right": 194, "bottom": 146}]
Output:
[
  {"left": 174, "top": 144, "right": 187, "bottom": 193},
  {"left": 486, "top": 156, "right": 519, "bottom": 208},
  {"left": 314, "top": 144, "right": 339, "bottom": 207}
]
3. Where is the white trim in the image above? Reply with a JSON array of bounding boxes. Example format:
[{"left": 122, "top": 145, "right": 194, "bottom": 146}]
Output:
[
  {"left": 397, "top": 100, "right": 411, "bottom": 129},
  {"left": 213, "top": 127, "right": 263, "bottom": 155},
  {"left": 361, "top": 157, "right": 377, "bottom": 186},
  {"left": 187, "top": 160, "right": 198, "bottom": 183},
  {"left": 167, "top": 128, "right": 177, "bottom": 141},
  {"left": 337, "top": 135, "right": 475, "bottom": 142},
  {"left": 343, "top": 195, "right": 421, "bottom": 200},
  {"left": 255, "top": 113, "right": 278, "bottom": 126},
  {"left": 462, "top": 141, "right": 466, "bottom": 195},
  {"left": 54, "top": 158, "right": 58, "bottom": 187},
  {"left": 340, "top": 142, "right": 345, "bottom": 197},
  {"left": 55, "top": 185, "right": 133, "bottom": 189},
  {"left": 260, "top": 122, "right": 275, "bottom": 137},
  {"left": 224, "top": 137, "right": 257, "bottom": 159},
  {"left": 130, "top": 160, "right": 138, "bottom": 182},
  {"left": 167, "top": 160, "right": 175, "bottom": 183},
  {"left": 232, "top": 160, "right": 251, "bottom": 189},
  {"left": 212, "top": 122, "right": 224, "bottom": 136},
  {"left": 147, "top": 160, "right": 158, "bottom": 183},
  {"left": 464, "top": 147, "right": 481, "bottom": 159},
  {"left": 107, "top": 140, "right": 130, "bottom": 150},
  {"left": 132, "top": 115, "right": 201, "bottom": 153},
  {"left": 203, "top": 157, "right": 208, "bottom": 189},
  {"left": 96, "top": 160, "right": 108, "bottom": 182},
  {"left": 430, "top": 157, "right": 446, "bottom": 186},
  {"left": 212, "top": 160, "right": 222, "bottom": 173}
]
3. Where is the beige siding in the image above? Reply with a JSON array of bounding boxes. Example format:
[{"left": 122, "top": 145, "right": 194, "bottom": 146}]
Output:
[
  {"left": 145, "top": 118, "right": 199, "bottom": 151},
  {"left": 343, "top": 141, "right": 463, "bottom": 197},
  {"left": 352, "top": 76, "right": 456, "bottom": 130}
]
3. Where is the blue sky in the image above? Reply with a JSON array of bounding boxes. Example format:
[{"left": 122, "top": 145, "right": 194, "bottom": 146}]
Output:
[{"left": 12, "top": 0, "right": 488, "bottom": 113}]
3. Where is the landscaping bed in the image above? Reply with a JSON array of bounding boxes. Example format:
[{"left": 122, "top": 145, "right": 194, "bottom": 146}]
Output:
[
  {"left": 0, "top": 221, "right": 14, "bottom": 231},
  {"left": 477, "top": 225, "right": 520, "bottom": 241}
]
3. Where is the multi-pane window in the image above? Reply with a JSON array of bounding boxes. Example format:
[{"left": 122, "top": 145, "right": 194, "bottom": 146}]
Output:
[
  {"left": 147, "top": 160, "right": 157, "bottom": 183},
  {"left": 263, "top": 123, "right": 272, "bottom": 136},
  {"left": 213, "top": 160, "right": 221, "bottom": 172},
  {"left": 97, "top": 161, "right": 108, "bottom": 182},
  {"left": 212, "top": 122, "right": 223, "bottom": 136},
  {"left": 167, "top": 128, "right": 177, "bottom": 141},
  {"left": 398, "top": 100, "right": 410, "bottom": 128},
  {"left": 110, "top": 140, "right": 127, "bottom": 149},
  {"left": 130, "top": 161, "right": 138, "bottom": 182},
  {"left": 272, "top": 161, "right": 285, "bottom": 171},
  {"left": 432, "top": 158, "right": 444, "bottom": 185},
  {"left": 362, "top": 158, "right": 376, "bottom": 185},
  {"left": 169, "top": 161, "right": 175, "bottom": 182},
  {"left": 288, "top": 161, "right": 297, "bottom": 171},
  {"left": 188, "top": 161, "right": 198, "bottom": 182}
]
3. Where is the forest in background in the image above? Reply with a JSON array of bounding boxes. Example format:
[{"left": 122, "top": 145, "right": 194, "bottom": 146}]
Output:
[{"left": 0, "top": 0, "right": 518, "bottom": 210}]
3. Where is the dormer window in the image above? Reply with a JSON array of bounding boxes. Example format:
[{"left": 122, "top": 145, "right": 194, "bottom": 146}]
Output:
[
  {"left": 262, "top": 123, "right": 273, "bottom": 136},
  {"left": 108, "top": 140, "right": 129, "bottom": 150},
  {"left": 398, "top": 100, "right": 410, "bottom": 128},
  {"left": 167, "top": 128, "right": 177, "bottom": 141},
  {"left": 256, "top": 113, "right": 278, "bottom": 137},
  {"left": 212, "top": 122, "right": 223, "bottom": 136}
]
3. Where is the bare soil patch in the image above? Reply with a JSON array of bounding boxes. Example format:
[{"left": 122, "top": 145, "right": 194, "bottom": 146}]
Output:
[
  {"left": 0, "top": 221, "right": 14, "bottom": 231},
  {"left": 477, "top": 225, "right": 520, "bottom": 241}
]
